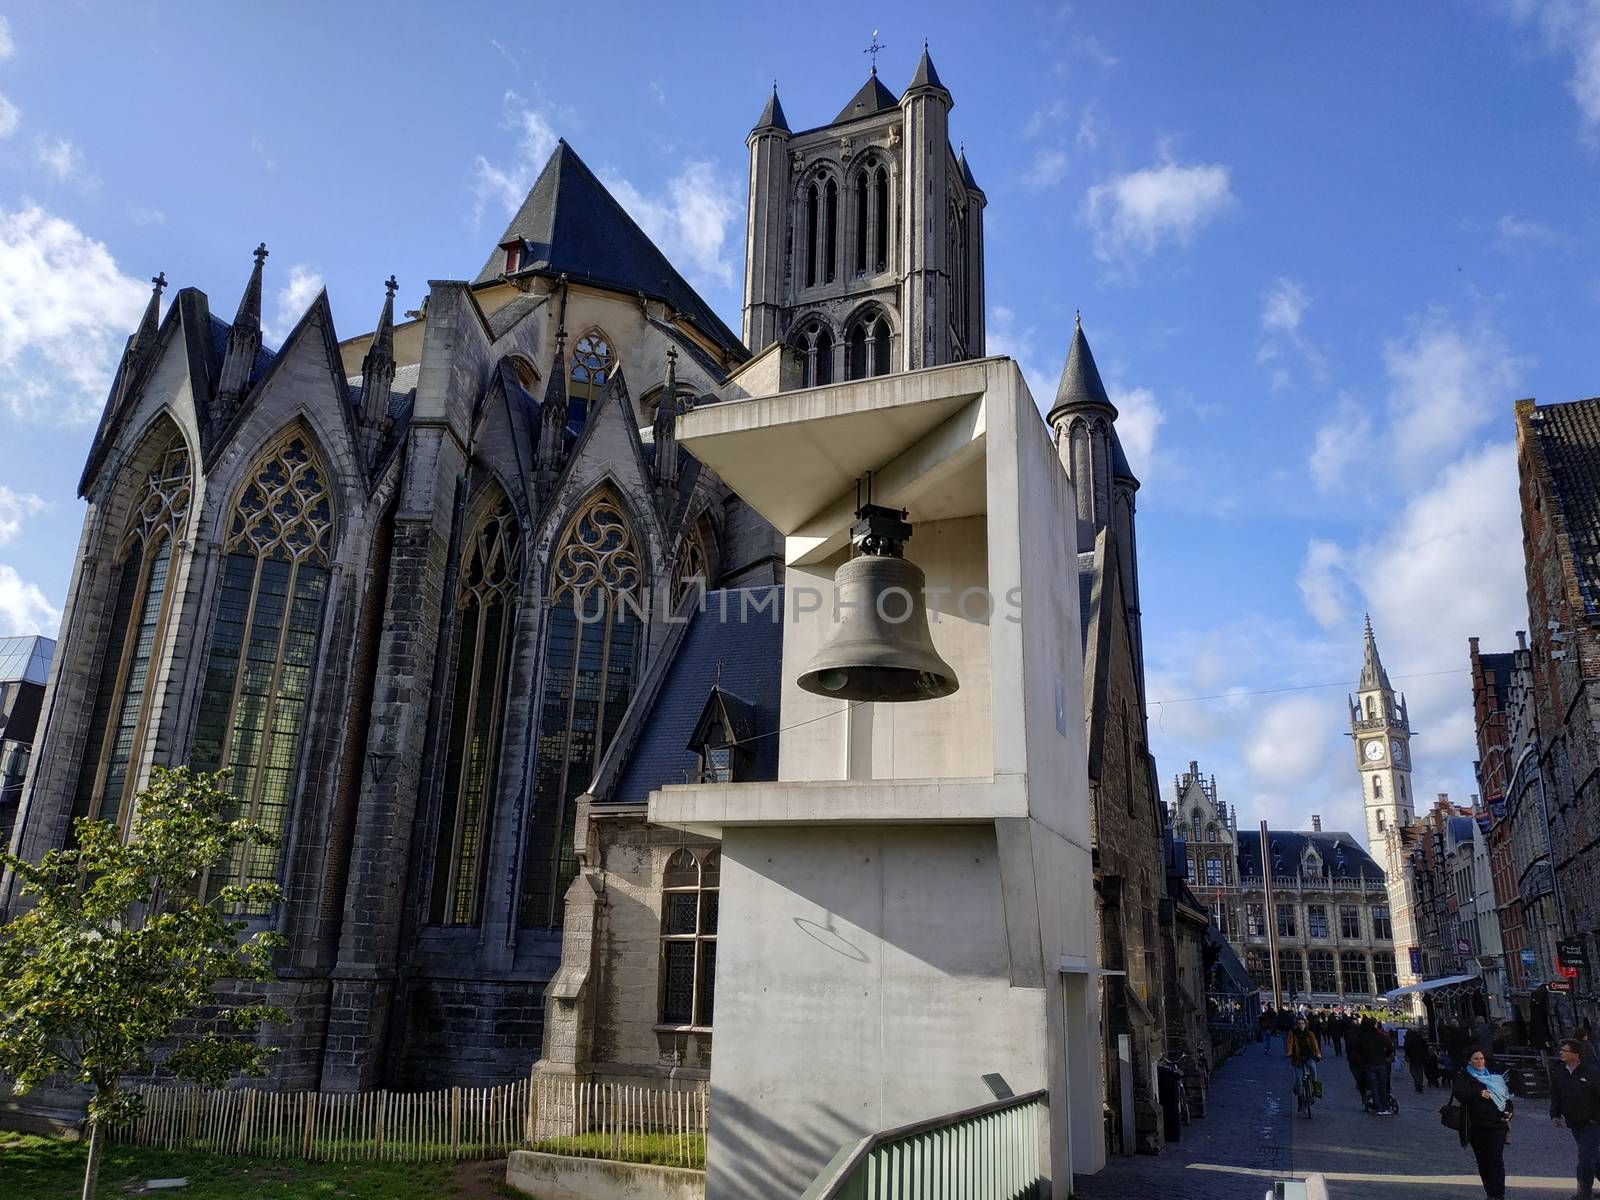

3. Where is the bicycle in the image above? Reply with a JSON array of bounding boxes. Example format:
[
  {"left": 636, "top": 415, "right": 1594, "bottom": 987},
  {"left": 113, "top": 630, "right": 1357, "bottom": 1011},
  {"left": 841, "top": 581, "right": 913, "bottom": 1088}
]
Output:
[{"left": 1292, "top": 1060, "right": 1321, "bottom": 1118}]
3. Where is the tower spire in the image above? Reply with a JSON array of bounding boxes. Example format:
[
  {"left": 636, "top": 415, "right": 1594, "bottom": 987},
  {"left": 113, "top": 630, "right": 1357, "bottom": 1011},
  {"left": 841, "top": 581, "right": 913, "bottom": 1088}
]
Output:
[
  {"left": 135, "top": 271, "right": 166, "bottom": 352},
  {"left": 213, "top": 242, "right": 268, "bottom": 434},
  {"left": 536, "top": 327, "right": 570, "bottom": 499},
  {"left": 356, "top": 275, "right": 398, "bottom": 471},
  {"left": 754, "top": 81, "right": 790, "bottom": 133},
  {"left": 1360, "top": 614, "right": 1391, "bottom": 692},
  {"left": 653, "top": 345, "right": 680, "bottom": 514}
]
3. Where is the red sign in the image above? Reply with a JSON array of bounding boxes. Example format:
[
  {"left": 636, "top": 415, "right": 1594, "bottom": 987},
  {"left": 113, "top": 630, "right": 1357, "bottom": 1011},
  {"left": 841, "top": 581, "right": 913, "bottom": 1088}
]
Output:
[{"left": 1549, "top": 978, "right": 1573, "bottom": 993}]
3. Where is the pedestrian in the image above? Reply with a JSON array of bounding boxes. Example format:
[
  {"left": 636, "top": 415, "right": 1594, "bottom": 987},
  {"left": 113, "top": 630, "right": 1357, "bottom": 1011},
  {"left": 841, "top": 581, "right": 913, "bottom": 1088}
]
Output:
[
  {"left": 1404, "top": 1023, "right": 1431, "bottom": 1093},
  {"left": 1260, "top": 1005, "right": 1275, "bottom": 1054},
  {"left": 1452, "top": 1047, "right": 1513, "bottom": 1200},
  {"left": 1355, "top": 1017, "right": 1397, "bottom": 1114},
  {"left": 1347, "top": 1017, "right": 1372, "bottom": 1110},
  {"left": 1552, "top": 1036, "right": 1600, "bottom": 1199},
  {"left": 1287, "top": 1015, "right": 1322, "bottom": 1116},
  {"left": 1329, "top": 1012, "right": 1346, "bottom": 1057}
]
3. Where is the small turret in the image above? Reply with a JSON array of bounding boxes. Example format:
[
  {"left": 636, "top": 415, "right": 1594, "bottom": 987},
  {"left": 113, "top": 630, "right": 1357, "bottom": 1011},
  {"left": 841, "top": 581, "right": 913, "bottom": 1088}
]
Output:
[
  {"left": 653, "top": 346, "right": 680, "bottom": 515},
  {"left": 110, "top": 271, "right": 166, "bottom": 410},
  {"left": 356, "top": 275, "right": 398, "bottom": 471},
  {"left": 213, "top": 243, "right": 268, "bottom": 433},
  {"left": 535, "top": 328, "right": 570, "bottom": 500},
  {"left": 1048, "top": 315, "right": 1119, "bottom": 554},
  {"left": 752, "top": 82, "right": 790, "bottom": 134}
]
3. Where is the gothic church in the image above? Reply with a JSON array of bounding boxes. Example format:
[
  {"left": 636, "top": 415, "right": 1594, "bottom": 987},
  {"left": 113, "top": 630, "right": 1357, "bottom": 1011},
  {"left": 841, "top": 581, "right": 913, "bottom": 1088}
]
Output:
[{"left": 4, "top": 49, "right": 1154, "bottom": 1113}]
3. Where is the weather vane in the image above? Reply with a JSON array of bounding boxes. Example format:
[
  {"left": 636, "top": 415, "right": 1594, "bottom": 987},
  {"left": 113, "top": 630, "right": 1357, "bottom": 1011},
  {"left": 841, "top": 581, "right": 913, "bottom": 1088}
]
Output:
[{"left": 865, "top": 30, "right": 886, "bottom": 74}]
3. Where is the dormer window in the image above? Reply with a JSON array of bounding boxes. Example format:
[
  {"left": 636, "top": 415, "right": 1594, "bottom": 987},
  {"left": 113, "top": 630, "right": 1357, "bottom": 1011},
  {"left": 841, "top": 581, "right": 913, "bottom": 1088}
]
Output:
[
  {"left": 501, "top": 240, "right": 526, "bottom": 274},
  {"left": 688, "top": 685, "right": 759, "bottom": 785}
]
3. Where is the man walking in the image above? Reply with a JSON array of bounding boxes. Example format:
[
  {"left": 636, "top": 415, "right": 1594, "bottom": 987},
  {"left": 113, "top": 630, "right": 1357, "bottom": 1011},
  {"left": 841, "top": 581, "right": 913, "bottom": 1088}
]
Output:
[
  {"left": 1403, "top": 1023, "right": 1431, "bottom": 1093},
  {"left": 1551, "top": 1037, "right": 1600, "bottom": 1198}
]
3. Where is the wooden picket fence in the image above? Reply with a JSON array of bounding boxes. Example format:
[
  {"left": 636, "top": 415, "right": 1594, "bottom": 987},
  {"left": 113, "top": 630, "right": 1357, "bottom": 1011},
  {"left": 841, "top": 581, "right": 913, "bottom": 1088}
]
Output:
[
  {"left": 109, "top": 1072, "right": 709, "bottom": 1168},
  {"left": 112, "top": 1076, "right": 533, "bottom": 1162},
  {"left": 530, "top": 1074, "right": 709, "bottom": 1169}
]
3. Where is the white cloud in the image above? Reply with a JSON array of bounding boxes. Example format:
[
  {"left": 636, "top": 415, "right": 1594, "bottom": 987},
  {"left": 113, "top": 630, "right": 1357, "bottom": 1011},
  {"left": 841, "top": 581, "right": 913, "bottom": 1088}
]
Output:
[
  {"left": 1297, "top": 538, "right": 1351, "bottom": 630},
  {"left": 0, "top": 565, "right": 60, "bottom": 637},
  {"left": 250, "top": 135, "right": 276, "bottom": 173},
  {"left": 472, "top": 90, "right": 559, "bottom": 225},
  {"left": 0, "top": 16, "right": 13, "bottom": 60},
  {"left": 604, "top": 160, "right": 740, "bottom": 291},
  {"left": 1383, "top": 313, "right": 1522, "bottom": 480},
  {"left": 1307, "top": 397, "right": 1374, "bottom": 492},
  {"left": 1081, "top": 159, "right": 1235, "bottom": 263},
  {"left": 1076, "top": 102, "right": 1104, "bottom": 151},
  {"left": 1497, "top": 213, "right": 1555, "bottom": 243},
  {"left": 1022, "top": 99, "right": 1070, "bottom": 139},
  {"left": 1503, "top": 0, "right": 1600, "bottom": 131},
  {"left": 0, "top": 487, "right": 49, "bottom": 546},
  {"left": 1261, "top": 277, "right": 1309, "bottom": 333},
  {"left": 489, "top": 38, "right": 521, "bottom": 71},
  {"left": 1022, "top": 147, "right": 1069, "bottom": 191},
  {"left": 1108, "top": 386, "right": 1164, "bottom": 482},
  {"left": 0, "top": 205, "right": 148, "bottom": 423},
  {"left": 35, "top": 136, "right": 96, "bottom": 187},
  {"left": 1073, "top": 35, "right": 1120, "bottom": 69},
  {"left": 265, "top": 264, "right": 324, "bottom": 345},
  {"left": 1243, "top": 695, "right": 1332, "bottom": 786},
  {"left": 0, "top": 94, "right": 19, "bottom": 139},
  {"left": 127, "top": 206, "right": 165, "bottom": 226}
]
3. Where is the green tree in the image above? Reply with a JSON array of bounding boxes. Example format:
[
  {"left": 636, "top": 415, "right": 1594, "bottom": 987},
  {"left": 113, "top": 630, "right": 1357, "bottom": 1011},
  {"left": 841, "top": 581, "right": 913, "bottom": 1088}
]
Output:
[{"left": 0, "top": 767, "right": 288, "bottom": 1200}]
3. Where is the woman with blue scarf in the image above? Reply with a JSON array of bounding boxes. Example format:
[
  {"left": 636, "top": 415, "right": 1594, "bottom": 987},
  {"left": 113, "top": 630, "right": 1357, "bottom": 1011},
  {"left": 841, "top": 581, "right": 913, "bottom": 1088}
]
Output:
[{"left": 1452, "top": 1046, "right": 1513, "bottom": 1199}]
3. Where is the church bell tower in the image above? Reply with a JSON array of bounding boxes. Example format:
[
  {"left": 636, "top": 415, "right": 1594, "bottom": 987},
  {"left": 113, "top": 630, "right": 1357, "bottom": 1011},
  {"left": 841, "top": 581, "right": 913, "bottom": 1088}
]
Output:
[{"left": 1349, "top": 615, "right": 1414, "bottom": 848}]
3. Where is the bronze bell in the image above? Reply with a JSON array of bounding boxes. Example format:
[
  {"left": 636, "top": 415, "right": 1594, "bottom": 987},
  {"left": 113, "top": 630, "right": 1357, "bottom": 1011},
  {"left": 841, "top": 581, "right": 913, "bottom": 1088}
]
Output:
[{"left": 797, "top": 504, "right": 959, "bottom": 703}]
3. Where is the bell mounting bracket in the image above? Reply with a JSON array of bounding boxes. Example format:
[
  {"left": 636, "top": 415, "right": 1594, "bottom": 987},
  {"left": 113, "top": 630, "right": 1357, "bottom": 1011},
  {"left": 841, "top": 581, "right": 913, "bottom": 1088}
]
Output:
[{"left": 851, "top": 471, "right": 911, "bottom": 558}]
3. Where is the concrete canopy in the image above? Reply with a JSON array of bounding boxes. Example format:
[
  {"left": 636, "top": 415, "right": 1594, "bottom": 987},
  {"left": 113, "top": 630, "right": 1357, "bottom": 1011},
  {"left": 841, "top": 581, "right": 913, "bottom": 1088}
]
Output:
[{"left": 682, "top": 358, "right": 998, "bottom": 562}]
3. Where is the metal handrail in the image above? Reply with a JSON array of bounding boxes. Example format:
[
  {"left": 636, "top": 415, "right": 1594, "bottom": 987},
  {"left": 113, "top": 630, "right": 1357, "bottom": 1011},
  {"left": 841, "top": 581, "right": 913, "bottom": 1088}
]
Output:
[{"left": 800, "top": 1089, "right": 1048, "bottom": 1200}]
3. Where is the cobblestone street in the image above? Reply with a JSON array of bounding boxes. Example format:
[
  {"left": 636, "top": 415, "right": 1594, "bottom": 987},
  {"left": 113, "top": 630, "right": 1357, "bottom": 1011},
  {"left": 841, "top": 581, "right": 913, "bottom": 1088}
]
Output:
[{"left": 1073, "top": 1042, "right": 1580, "bottom": 1199}]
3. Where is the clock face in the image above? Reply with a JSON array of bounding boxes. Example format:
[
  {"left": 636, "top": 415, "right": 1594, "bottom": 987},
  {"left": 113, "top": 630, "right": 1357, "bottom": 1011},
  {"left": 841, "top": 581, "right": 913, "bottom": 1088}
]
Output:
[
  {"left": 1390, "top": 738, "right": 1406, "bottom": 764},
  {"left": 1363, "top": 739, "right": 1385, "bottom": 762}
]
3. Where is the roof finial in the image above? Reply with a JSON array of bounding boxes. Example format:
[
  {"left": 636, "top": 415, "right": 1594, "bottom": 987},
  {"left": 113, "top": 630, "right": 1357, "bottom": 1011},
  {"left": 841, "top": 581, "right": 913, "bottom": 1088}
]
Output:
[
  {"left": 253, "top": 241, "right": 269, "bottom": 268},
  {"left": 384, "top": 274, "right": 398, "bottom": 299},
  {"left": 865, "top": 29, "right": 886, "bottom": 74},
  {"left": 1075, "top": 309, "right": 1081, "bottom": 330},
  {"left": 151, "top": 270, "right": 167, "bottom": 295}
]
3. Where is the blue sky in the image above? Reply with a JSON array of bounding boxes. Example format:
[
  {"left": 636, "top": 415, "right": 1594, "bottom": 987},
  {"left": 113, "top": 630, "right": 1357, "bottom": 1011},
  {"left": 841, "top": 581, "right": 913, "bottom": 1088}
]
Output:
[{"left": 1, "top": 1, "right": 1597, "bottom": 844}]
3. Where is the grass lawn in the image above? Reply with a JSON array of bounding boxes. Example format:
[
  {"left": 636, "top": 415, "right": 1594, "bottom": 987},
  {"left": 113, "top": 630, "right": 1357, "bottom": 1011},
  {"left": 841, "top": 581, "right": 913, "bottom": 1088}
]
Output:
[
  {"left": 532, "top": 1131, "right": 705, "bottom": 1168},
  {"left": 0, "top": 1133, "right": 523, "bottom": 1199}
]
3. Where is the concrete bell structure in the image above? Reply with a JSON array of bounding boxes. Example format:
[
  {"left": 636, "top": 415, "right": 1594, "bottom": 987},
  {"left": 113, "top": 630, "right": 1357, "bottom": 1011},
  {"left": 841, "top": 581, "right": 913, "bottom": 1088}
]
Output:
[{"left": 649, "top": 357, "right": 1104, "bottom": 1197}]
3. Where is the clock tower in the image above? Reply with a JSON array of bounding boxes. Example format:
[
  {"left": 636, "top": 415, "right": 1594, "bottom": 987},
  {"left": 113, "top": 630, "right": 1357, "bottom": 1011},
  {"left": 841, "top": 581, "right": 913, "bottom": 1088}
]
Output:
[
  {"left": 1350, "top": 615, "right": 1414, "bottom": 848},
  {"left": 1349, "top": 615, "right": 1422, "bottom": 995}
]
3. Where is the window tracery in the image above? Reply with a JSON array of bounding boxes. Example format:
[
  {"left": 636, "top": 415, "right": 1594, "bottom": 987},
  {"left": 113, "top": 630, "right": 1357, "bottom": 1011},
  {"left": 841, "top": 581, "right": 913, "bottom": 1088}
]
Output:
[
  {"left": 193, "top": 431, "right": 334, "bottom": 908},
  {"left": 660, "top": 849, "right": 718, "bottom": 1028},
  {"left": 431, "top": 493, "right": 522, "bottom": 925},
  {"left": 71, "top": 431, "right": 192, "bottom": 833}
]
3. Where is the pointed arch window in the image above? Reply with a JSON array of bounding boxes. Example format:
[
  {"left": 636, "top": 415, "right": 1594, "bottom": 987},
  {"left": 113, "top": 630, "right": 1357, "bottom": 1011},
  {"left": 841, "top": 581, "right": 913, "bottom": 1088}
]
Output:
[
  {"left": 673, "top": 513, "right": 714, "bottom": 607},
  {"left": 519, "top": 490, "right": 643, "bottom": 928},
  {"left": 660, "top": 848, "right": 718, "bottom": 1028},
  {"left": 824, "top": 178, "right": 838, "bottom": 284},
  {"left": 854, "top": 172, "right": 869, "bottom": 274},
  {"left": 570, "top": 331, "right": 612, "bottom": 421},
  {"left": 71, "top": 433, "right": 191, "bottom": 833},
  {"left": 874, "top": 165, "right": 890, "bottom": 273},
  {"left": 192, "top": 432, "right": 334, "bottom": 907},
  {"left": 431, "top": 494, "right": 522, "bottom": 925},
  {"left": 804, "top": 184, "right": 820, "bottom": 289},
  {"left": 795, "top": 322, "right": 833, "bottom": 387}
]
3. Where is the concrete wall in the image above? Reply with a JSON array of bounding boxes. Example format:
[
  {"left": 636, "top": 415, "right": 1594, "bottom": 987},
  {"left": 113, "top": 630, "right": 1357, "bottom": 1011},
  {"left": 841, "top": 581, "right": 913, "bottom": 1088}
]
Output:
[
  {"left": 703, "top": 824, "right": 1046, "bottom": 1200},
  {"left": 507, "top": 1151, "right": 704, "bottom": 1200}
]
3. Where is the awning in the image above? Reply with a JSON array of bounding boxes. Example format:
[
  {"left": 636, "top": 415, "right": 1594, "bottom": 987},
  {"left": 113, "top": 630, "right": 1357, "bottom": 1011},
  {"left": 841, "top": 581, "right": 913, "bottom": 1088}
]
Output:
[{"left": 1384, "top": 973, "right": 1486, "bottom": 1001}]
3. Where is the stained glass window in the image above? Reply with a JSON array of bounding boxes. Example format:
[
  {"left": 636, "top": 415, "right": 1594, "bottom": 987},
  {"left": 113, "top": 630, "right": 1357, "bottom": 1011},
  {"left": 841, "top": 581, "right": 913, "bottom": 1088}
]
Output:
[
  {"left": 71, "top": 434, "right": 191, "bottom": 834},
  {"left": 518, "top": 490, "right": 641, "bottom": 928},
  {"left": 569, "top": 330, "right": 611, "bottom": 419},
  {"left": 193, "top": 433, "right": 333, "bottom": 908},
  {"left": 431, "top": 495, "right": 521, "bottom": 925},
  {"left": 660, "top": 849, "right": 718, "bottom": 1027},
  {"left": 673, "top": 516, "right": 712, "bottom": 607}
]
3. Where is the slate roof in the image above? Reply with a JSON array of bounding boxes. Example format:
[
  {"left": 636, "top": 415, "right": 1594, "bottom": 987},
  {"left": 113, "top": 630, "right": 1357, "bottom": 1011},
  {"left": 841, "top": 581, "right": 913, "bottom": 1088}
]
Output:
[
  {"left": 958, "top": 148, "right": 982, "bottom": 195},
  {"left": 1047, "top": 321, "right": 1115, "bottom": 424},
  {"left": 1480, "top": 650, "right": 1514, "bottom": 705},
  {"left": 1529, "top": 397, "right": 1600, "bottom": 617},
  {"left": 834, "top": 73, "right": 900, "bottom": 124},
  {"left": 907, "top": 46, "right": 946, "bottom": 92},
  {"left": 0, "top": 636, "right": 54, "bottom": 685},
  {"left": 207, "top": 315, "right": 276, "bottom": 386},
  {"left": 1207, "top": 924, "right": 1255, "bottom": 995},
  {"left": 1235, "top": 829, "right": 1386, "bottom": 884},
  {"left": 472, "top": 140, "right": 745, "bottom": 358},
  {"left": 610, "top": 586, "right": 784, "bottom": 803},
  {"left": 754, "top": 85, "right": 790, "bottom": 133},
  {"left": 1449, "top": 815, "right": 1477, "bottom": 845}
]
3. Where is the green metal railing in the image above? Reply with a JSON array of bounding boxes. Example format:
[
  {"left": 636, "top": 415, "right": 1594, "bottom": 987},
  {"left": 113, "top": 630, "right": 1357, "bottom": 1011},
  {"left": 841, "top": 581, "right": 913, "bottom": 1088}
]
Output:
[{"left": 799, "top": 1090, "right": 1047, "bottom": 1200}]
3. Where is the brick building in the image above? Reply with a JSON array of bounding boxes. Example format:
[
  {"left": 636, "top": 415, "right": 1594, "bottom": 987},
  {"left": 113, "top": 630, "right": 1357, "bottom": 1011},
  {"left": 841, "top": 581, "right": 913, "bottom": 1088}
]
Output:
[{"left": 1514, "top": 395, "right": 1600, "bottom": 1030}]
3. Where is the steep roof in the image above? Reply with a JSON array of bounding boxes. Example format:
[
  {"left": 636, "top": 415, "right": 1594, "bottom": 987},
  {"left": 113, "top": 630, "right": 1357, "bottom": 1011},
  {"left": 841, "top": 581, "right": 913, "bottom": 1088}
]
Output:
[
  {"left": 1359, "top": 614, "right": 1392, "bottom": 692},
  {"left": 1479, "top": 650, "right": 1514, "bottom": 704},
  {"left": 834, "top": 73, "right": 900, "bottom": 124},
  {"left": 957, "top": 147, "right": 983, "bottom": 196},
  {"left": 610, "top": 587, "right": 784, "bottom": 803},
  {"left": 754, "top": 84, "right": 790, "bottom": 133},
  {"left": 473, "top": 140, "right": 745, "bottom": 357},
  {"left": 1235, "top": 829, "right": 1386, "bottom": 884},
  {"left": 906, "top": 45, "right": 946, "bottom": 93},
  {"left": 1047, "top": 319, "right": 1116, "bottom": 425},
  {"left": 1528, "top": 397, "right": 1600, "bottom": 617}
]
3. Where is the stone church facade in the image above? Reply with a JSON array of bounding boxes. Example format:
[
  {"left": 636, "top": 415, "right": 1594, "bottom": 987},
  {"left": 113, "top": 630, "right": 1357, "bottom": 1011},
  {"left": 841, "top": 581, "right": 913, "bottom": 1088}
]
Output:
[{"left": 4, "top": 49, "right": 1041, "bottom": 1101}]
